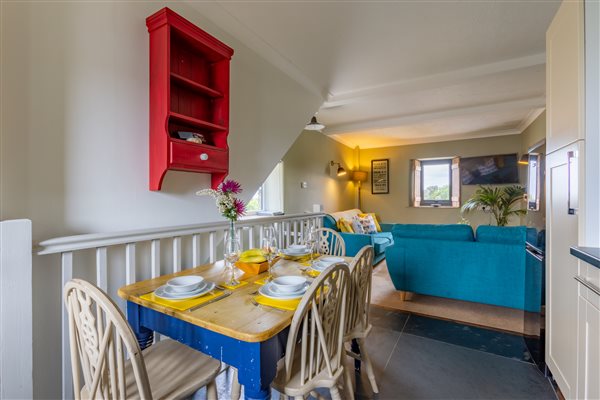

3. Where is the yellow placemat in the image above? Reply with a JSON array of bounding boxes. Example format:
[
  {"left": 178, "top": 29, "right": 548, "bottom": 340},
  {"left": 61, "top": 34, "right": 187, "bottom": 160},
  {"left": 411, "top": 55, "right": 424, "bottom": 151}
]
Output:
[
  {"left": 254, "top": 295, "right": 300, "bottom": 311},
  {"left": 220, "top": 280, "right": 249, "bottom": 290},
  {"left": 140, "top": 289, "right": 226, "bottom": 311},
  {"left": 280, "top": 253, "right": 319, "bottom": 262},
  {"left": 254, "top": 277, "right": 270, "bottom": 286},
  {"left": 305, "top": 269, "right": 321, "bottom": 277}
]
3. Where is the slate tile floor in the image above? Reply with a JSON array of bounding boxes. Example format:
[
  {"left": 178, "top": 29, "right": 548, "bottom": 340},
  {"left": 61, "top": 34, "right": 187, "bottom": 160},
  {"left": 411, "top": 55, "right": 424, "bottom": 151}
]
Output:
[{"left": 200, "top": 305, "right": 557, "bottom": 399}]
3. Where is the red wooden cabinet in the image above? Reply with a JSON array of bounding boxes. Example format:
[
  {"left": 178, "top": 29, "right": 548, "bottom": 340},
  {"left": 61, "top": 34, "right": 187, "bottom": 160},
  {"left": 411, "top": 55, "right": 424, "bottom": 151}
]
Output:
[{"left": 146, "top": 8, "right": 234, "bottom": 190}]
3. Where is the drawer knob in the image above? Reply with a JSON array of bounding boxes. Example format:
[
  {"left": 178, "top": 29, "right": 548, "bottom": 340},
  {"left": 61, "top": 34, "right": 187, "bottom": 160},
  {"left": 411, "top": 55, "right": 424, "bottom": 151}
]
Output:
[{"left": 200, "top": 153, "right": 209, "bottom": 161}]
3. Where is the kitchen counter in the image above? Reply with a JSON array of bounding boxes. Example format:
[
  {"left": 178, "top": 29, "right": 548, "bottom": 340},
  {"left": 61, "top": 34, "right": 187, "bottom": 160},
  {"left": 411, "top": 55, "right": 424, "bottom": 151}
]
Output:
[{"left": 570, "top": 246, "right": 600, "bottom": 269}]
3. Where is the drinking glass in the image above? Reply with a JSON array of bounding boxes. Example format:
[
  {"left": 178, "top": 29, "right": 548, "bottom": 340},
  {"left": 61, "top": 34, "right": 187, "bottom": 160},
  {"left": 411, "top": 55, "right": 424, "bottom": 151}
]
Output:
[
  {"left": 261, "top": 236, "right": 279, "bottom": 282},
  {"left": 304, "top": 227, "right": 317, "bottom": 267},
  {"left": 224, "top": 230, "right": 241, "bottom": 286}
]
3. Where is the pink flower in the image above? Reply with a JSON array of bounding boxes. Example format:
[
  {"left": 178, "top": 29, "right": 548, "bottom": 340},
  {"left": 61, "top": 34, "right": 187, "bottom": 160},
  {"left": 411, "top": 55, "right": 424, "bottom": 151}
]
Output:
[
  {"left": 220, "top": 179, "right": 242, "bottom": 194},
  {"left": 233, "top": 198, "right": 246, "bottom": 216}
]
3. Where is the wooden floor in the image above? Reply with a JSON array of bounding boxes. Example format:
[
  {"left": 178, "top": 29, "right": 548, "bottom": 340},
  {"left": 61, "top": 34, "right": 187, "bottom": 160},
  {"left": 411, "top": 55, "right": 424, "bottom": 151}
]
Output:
[{"left": 371, "top": 261, "right": 539, "bottom": 335}]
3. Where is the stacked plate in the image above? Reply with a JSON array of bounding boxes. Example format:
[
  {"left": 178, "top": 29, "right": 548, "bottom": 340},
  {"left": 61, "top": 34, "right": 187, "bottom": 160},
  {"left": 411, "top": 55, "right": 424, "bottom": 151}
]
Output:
[
  {"left": 259, "top": 276, "right": 310, "bottom": 300},
  {"left": 281, "top": 244, "right": 310, "bottom": 257},
  {"left": 154, "top": 276, "right": 215, "bottom": 300},
  {"left": 311, "top": 256, "right": 345, "bottom": 271}
]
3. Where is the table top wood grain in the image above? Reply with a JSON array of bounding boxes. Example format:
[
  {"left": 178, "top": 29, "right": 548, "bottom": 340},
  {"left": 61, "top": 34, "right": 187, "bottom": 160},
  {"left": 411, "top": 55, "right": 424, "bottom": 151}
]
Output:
[{"left": 118, "top": 256, "right": 352, "bottom": 343}]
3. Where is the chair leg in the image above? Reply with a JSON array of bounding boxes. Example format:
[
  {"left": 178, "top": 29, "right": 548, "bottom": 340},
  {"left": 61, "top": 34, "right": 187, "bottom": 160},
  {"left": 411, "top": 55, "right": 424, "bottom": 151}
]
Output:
[
  {"left": 358, "top": 338, "right": 379, "bottom": 394},
  {"left": 344, "top": 368, "right": 355, "bottom": 400},
  {"left": 351, "top": 339, "right": 361, "bottom": 371},
  {"left": 230, "top": 367, "right": 241, "bottom": 400},
  {"left": 330, "top": 385, "right": 343, "bottom": 400},
  {"left": 207, "top": 380, "right": 218, "bottom": 400}
]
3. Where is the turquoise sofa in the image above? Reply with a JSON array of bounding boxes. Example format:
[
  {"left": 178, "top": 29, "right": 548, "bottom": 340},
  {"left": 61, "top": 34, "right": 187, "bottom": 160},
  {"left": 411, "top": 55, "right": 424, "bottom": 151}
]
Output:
[
  {"left": 385, "top": 224, "right": 542, "bottom": 312},
  {"left": 322, "top": 209, "right": 394, "bottom": 264}
]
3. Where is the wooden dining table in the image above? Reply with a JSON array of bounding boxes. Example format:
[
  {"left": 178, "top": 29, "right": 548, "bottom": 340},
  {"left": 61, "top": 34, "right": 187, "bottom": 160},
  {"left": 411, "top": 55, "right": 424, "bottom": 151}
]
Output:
[{"left": 118, "top": 256, "right": 352, "bottom": 400}]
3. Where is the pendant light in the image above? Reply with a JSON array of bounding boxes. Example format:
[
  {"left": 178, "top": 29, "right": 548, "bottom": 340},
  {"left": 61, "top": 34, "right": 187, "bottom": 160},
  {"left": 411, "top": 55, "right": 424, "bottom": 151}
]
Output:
[{"left": 305, "top": 116, "right": 325, "bottom": 132}]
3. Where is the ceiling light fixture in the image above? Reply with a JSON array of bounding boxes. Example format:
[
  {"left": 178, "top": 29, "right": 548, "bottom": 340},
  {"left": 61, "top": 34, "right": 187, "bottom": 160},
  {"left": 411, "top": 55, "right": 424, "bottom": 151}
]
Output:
[
  {"left": 305, "top": 116, "right": 325, "bottom": 132},
  {"left": 330, "top": 161, "right": 346, "bottom": 176}
]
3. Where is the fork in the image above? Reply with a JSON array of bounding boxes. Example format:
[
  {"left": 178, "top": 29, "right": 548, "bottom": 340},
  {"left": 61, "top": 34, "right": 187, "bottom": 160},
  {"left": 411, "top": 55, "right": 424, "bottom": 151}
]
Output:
[{"left": 250, "top": 298, "right": 286, "bottom": 313}]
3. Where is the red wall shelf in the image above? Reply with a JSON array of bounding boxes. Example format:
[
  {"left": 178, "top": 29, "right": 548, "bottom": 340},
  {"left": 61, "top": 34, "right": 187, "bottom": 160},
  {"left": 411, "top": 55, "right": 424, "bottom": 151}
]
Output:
[{"left": 146, "top": 7, "right": 234, "bottom": 191}]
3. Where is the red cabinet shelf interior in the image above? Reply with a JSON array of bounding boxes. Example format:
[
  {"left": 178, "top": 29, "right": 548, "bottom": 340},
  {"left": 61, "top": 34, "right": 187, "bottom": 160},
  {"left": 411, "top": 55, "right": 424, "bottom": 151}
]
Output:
[{"left": 146, "top": 7, "right": 233, "bottom": 190}]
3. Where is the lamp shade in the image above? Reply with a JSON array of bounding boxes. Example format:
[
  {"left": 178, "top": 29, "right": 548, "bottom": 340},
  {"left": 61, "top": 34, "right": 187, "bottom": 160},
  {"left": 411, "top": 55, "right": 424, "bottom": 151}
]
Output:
[
  {"left": 352, "top": 170, "right": 368, "bottom": 182},
  {"left": 337, "top": 166, "right": 347, "bottom": 176}
]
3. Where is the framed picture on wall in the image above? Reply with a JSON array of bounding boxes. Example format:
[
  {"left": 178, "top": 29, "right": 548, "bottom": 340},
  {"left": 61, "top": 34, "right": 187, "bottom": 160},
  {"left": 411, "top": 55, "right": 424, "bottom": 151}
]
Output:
[{"left": 371, "top": 159, "right": 389, "bottom": 194}]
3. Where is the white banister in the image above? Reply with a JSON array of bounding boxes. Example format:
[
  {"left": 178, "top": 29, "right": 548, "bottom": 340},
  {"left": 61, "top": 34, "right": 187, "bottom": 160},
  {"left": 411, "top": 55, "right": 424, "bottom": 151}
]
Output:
[
  {"left": 125, "top": 243, "right": 136, "bottom": 285},
  {"left": 172, "top": 237, "right": 182, "bottom": 273},
  {"left": 35, "top": 212, "right": 325, "bottom": 398},
  {"left": 61, "top": 251, "right": 74, "bottom": 400},
  {"left": 0, "top": 220, "right": 33, "bottom": 400}
]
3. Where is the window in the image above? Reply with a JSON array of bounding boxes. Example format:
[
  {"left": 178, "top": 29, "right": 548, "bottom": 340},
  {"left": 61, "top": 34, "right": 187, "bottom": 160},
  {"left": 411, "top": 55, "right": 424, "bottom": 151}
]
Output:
[
  {"left": 412, "top": 157, "right": 460, "bottom": 207},
  {"left": 246, "top": 161, "right": 284, "bottom": 214}
]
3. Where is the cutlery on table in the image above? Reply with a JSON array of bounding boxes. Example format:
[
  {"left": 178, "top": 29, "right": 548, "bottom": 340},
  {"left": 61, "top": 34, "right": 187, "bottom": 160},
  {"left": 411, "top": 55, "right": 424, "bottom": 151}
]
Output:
[{"left": 186, "top": 290, "right": 232, "bottom": 312}]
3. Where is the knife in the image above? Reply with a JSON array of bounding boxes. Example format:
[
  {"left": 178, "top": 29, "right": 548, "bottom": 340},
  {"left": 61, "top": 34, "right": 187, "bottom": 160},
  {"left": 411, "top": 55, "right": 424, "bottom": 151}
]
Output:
[{"left": 186, "top": 290, "right": 232, "bottom": 312}]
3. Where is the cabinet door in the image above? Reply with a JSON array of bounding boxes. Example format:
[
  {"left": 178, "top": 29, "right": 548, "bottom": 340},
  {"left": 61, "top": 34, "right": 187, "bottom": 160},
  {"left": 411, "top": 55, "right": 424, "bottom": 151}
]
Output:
[
  {"left": 546, "top": 0, "right": 584, "bottom": 154},
  {"left": 577, "top": 294, "right": 600, "bottom": 400},
  {"left": 546, "top": 144, "right": 582, "bottom": 398}
]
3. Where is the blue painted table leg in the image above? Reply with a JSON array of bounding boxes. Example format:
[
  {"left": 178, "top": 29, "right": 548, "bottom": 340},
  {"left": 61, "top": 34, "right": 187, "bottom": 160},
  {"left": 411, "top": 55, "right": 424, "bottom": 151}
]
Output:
[
  {"left": 127, "top": 302, "right": 153, "bottom": 349},
  {"left": 237, "top": 334, "right": 286, "bottom": 400}
]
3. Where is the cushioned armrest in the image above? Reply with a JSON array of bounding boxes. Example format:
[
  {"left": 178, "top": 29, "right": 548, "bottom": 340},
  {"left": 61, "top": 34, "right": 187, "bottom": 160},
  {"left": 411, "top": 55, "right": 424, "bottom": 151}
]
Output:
[
  {"left": 338, "top": 232, "right": 373, "bottom": 257},
  {"left": 379, "top": 223, "right": 395, "bottom": 232}
]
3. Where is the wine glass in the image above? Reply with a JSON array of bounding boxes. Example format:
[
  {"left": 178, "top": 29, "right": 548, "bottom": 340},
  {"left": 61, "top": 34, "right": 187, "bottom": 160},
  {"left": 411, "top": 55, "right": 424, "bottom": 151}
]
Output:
[
  {"left": 224, "top": 230, "right": 241, "bottom": 286},
  {"left": 261, "top": 235, "right": 279, "bottom": 282},
  {"left": 304, "top": 227, "right": 317, "bottom": 267}
]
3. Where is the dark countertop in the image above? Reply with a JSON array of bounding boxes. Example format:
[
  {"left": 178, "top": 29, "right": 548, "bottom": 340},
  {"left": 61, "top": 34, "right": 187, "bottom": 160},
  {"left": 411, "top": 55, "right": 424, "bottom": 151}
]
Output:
[{"left": 570, "top": 246, "right": 600, "bottom": 269}]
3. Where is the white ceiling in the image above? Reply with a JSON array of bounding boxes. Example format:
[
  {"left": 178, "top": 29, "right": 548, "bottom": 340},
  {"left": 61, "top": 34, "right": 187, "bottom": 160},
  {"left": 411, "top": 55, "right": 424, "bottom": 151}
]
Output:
[{"left": 197, "top": 1, "right": 560, "bottom": 149}]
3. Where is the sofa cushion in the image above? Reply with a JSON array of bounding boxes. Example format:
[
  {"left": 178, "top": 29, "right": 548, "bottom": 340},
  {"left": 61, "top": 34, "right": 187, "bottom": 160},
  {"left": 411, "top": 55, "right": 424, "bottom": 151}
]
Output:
[
  {"left": 476, "top": 226, "right": 526, "bottom": 245},
  {"left": 354, "top": 215, "right": 378, "bottom": 234},
  {"left": 372, "top": 232, "right": 393, "bottom": 255},
  {"left": 329, "top": 209, "right": 363, "bottom": 223},
  {"left": 358, "top": 213, "right": 382, "bottom": 232},
  {"left": 337, "top": 218, "right": 354, "bottom": 233},
  {"left": 323, "top": 215, "right": 339, "bottom": 231},
  {"left": 392, "top": 224, "right": 474, "bottom": 242}
]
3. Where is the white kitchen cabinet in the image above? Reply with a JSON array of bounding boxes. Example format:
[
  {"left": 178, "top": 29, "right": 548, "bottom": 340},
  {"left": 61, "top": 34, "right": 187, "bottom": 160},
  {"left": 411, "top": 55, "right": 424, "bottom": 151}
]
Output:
[
  {"left": 546, "top": 143, "right": 584, "bottom": 399},
  {"left": 546, "top": 0, "right": 585, "bottom": 154},
  {"left": 576, "top": 281, "right": 600, "bottom": 400}
]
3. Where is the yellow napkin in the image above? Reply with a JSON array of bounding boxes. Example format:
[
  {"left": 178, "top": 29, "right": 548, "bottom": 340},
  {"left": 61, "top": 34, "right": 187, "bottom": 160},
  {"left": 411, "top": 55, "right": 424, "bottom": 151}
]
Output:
[
  {"left": 254, "top": 295, "right": 300, "bottom": 311},
  {"left": 220, "top": 280, "right": 249, "bottom": 290},
  {"left": 305, "top": 269, "right": 321, "bottom": 277},
  {"left": 140, "top": 290, "right": 226, "bottom": 311},
  {"left": 280, "top": 253, "right": 319, "bottom": 262}
]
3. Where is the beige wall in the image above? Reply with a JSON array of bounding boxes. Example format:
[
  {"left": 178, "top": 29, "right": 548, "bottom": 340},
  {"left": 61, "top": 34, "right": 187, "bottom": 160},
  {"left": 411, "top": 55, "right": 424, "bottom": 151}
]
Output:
[
  {"left": 520, "top": 111, "right": 547, "bottom": 230},
  {"left": 358, "top": 135, "right": 523, "bottom": 227},
  {"left": 283, "top": 132, "right": 356, "bottom": 214}
]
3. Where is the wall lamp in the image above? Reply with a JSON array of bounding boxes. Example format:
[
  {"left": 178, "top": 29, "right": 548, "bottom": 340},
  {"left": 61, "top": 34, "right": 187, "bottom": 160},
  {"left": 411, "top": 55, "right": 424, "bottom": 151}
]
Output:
[
  {"left": 518, "top": 154, "right": 530, "bottom": 165},
  {"left": 330, "top": 161, "right": 347, "bottom": 176}
]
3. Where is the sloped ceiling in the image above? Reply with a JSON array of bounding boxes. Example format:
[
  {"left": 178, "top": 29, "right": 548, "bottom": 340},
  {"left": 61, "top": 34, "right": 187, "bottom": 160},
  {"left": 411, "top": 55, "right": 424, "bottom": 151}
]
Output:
[{"left": 191, "top": 0, "right": 560, "bottom": 149}]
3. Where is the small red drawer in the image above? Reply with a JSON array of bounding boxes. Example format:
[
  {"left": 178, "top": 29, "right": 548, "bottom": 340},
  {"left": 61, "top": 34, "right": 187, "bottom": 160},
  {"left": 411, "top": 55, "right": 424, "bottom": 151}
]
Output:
[{"left": 169, "top": 140, "right": 228, "bottom": 172}]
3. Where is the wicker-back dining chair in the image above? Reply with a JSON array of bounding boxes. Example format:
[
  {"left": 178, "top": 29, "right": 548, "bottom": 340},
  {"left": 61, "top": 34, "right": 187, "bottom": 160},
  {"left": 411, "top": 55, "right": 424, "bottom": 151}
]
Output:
[
  {"left": 344, "top": 245, "right": 378, "bottom": 394},
  {"left": 64, "top": 279, "right": 221, "bottom": 399},
  {"left": 271, "top": 262, "right": 352, "bottom": 400},
  {"left": 313, "top": 227, "right": 346, "bottom": 257}
]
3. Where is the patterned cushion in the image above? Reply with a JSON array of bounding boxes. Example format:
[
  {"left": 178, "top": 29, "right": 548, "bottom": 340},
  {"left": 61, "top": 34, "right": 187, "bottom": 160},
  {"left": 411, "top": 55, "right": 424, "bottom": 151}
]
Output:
[
  {"left": 337, "top": 218, "right": 354, "bottom": 233},
  {"left": 358, "top": 213, "right": 382, "bottom": 232},
  {"left": 353, "top": 215, "right": 377, "bottom": 234}
]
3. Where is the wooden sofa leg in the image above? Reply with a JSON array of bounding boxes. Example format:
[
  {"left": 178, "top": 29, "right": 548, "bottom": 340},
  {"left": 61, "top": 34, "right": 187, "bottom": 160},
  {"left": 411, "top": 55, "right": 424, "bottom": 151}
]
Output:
[{"left": 400, "top": 291, "right": 407, "bottom": 301}]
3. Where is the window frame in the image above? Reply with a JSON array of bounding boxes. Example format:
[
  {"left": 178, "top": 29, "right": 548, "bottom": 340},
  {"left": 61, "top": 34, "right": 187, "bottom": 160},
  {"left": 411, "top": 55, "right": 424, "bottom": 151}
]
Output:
[
  {"left": 420, "top": 159, "right": 453, "bottom": 207},
  {"left": 245, "top": 161, "right": 284, "bottom": 215}
]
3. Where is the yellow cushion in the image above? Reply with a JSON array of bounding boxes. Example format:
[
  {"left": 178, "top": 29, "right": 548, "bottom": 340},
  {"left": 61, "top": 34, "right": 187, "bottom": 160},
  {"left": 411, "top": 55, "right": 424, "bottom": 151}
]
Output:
[
  {"left": 337, "top": 218, "right": 354, "bottom": 233},
  {"left": 359, "top": 213, "right": 382, "bottom": 232}
]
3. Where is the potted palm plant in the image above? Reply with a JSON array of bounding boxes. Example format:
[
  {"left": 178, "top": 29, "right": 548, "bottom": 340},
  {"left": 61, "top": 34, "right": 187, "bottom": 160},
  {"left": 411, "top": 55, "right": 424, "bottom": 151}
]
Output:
[{"left": 461, "top": 185, "right": 527, "bottom": 226}]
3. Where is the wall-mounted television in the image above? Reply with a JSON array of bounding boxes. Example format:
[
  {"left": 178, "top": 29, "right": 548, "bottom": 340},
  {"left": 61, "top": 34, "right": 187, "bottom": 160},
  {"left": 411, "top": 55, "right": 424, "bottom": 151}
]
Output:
[{"left": 460, "top": 153, "right": 519, "bottom": 185}]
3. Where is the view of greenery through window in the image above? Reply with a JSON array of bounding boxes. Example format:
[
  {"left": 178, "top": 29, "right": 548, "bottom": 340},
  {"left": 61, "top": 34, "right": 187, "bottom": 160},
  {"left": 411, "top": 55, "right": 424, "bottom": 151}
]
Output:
[
  {"left": 246, "top": 186, "right": 263, "bottom": 212},
  {"left": 422, "top": 162, "right": 450, "bottom": 201}
]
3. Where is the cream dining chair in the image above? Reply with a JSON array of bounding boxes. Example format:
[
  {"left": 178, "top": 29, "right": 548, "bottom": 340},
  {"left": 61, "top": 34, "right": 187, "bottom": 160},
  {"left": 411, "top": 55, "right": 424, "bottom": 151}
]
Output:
[
  {"left": 63, "top": 279, "right": 221, "bottom": 399},
  {"left": 344, "top": 245, "right": 378, "bottom": 394},
  {"left": 271, "top": 262, "right": 352, "bottom": 400},
  {"left": 313, "top": 227, "right": 346, "bottom": 257}
]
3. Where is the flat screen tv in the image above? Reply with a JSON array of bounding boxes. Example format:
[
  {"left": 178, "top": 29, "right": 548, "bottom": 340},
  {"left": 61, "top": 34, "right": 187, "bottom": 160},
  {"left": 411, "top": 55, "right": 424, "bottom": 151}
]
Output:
[{"left": 460, "top": 153, "right": 519, "bottom": 185}]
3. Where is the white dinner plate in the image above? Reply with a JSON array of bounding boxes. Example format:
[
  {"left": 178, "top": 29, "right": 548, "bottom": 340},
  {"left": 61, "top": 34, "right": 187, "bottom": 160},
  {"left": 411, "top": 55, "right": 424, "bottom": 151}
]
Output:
[
  {"left": 281, "top": 249, "right": 310, "bottom": 257},
  {"left": 311, "top": 261, "right": 329, "bottom": 271},
  {"left": 154, "top": 282, "right": 215, "bottom": 300},
  {"left": 259, "top": 282, "right": 309, "bottom": 300},
  {"left": 320, "top": 256, "right": 345, "bottom": 264},
  {"left": 164, "top": 280, "right": 208, "bottom": 296}
]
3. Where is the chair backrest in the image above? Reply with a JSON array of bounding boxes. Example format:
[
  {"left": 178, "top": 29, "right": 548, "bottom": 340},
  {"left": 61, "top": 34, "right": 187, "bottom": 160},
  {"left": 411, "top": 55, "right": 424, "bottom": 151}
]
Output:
[
  {"left": 314, "top": 228, "right": 346, "bottom": 256},
  {"left": 64, "top": 279, "right": 152, "bottom": 400},
  {"left": 283, "top": 262, "right": 351, "bottom": 386},
  {"left": 345, "top": 246, "right": 375, "bottom": 334}
]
